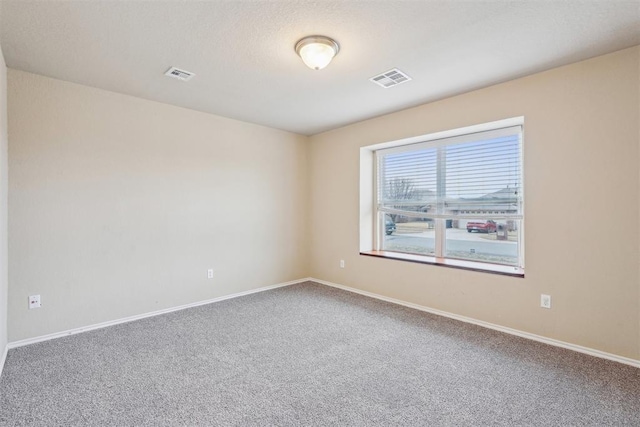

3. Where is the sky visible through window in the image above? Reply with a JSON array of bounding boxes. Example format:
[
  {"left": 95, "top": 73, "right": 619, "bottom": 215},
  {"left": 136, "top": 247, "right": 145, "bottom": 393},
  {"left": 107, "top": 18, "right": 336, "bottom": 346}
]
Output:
[{"left": 382, "top": 134, "right": 520, "bottom": 201}]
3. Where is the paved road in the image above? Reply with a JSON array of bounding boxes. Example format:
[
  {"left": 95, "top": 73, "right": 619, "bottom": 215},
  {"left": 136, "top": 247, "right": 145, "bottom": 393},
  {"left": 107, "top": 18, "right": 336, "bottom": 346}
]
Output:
[{"left": 386, "top": 229, "right": 517, "bottom": 258}]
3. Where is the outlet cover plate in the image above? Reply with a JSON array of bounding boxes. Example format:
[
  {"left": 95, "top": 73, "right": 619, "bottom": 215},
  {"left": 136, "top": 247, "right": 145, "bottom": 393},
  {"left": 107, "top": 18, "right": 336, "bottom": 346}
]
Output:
[
  {"left": 29, "top": 294, "right": 41, "bottom": 309},
  {"left": 540, "top": 294, "right": 551, "bottom": 309}
]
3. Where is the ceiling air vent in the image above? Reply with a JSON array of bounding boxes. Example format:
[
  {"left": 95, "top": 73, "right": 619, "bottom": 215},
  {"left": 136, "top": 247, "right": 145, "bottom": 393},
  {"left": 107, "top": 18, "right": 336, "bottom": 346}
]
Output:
[
  {"left": 164, "top": 67, "right": 195, "bottom": 81},
  {"left": 369, "top": 68, "right": 411, "bottom": 88}
]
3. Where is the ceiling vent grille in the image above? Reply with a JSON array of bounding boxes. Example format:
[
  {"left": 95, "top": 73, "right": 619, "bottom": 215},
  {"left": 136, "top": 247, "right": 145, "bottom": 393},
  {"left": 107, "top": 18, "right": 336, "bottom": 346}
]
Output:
[
  {"left": 370, "top": 68, "right": 411, "bottom": 88},
  {"left": 164, "top": 67, "right": 195, "bottom": 81}
]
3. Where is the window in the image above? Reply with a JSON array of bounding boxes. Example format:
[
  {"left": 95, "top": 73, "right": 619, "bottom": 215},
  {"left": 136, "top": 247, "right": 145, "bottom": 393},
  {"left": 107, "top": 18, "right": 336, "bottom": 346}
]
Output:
[{"left": 364, "top": 120, "right": 524, "bottom": 276}]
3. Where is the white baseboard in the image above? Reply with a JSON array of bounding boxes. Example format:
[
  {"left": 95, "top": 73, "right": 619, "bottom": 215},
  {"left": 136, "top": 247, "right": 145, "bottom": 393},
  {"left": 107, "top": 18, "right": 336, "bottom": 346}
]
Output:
[
  {"left": 8, "top": 278, "right": 306, "bottom": 350},
  {"left": 310, "top": 277, "right": 640, "bottom": 369},
  {"left": 0, "top": 343, "right": 7, "bottom": 378},
  {"left": 6, "top": 276, "right": 639, "bottom": 370}
]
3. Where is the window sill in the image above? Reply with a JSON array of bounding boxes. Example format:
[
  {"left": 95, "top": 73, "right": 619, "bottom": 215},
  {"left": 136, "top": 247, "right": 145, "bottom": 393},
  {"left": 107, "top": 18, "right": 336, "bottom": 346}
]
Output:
[{"left": 360, "top": 250, "right": 525, "bottom": 278}]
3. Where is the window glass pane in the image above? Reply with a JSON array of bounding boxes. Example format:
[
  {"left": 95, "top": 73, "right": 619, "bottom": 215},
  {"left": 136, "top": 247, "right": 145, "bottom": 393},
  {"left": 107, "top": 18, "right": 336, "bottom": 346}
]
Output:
[
  {"left": 382, "top": 215, "right": 435, "bottom": 256},
  {"left": 374, "top": 123, "right": 524, "bottom": 272},
  {"left": 379, "top": 148, "right": 437, "bottom": 215},
  {"left": 445, "top": 219, "right": 520, "bottom": 266},
  {"left": 445, "top": 135, "right": 521, "bottom": 209}
]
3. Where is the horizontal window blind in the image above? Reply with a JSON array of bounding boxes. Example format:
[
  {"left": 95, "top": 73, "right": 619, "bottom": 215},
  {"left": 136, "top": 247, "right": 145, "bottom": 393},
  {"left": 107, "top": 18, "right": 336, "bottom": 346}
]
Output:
[{"left": 377, "top": 126, "right": 522, "bottom": 220}]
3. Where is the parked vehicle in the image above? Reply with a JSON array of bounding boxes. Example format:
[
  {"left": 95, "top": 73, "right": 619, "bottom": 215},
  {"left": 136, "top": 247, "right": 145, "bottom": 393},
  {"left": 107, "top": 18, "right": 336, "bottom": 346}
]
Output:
[
  {"left": 385, "top": 218, "right": 396, "bottom": 235},
  {"left": 466, "top": 220, "right": 497, "bottom": 233}
]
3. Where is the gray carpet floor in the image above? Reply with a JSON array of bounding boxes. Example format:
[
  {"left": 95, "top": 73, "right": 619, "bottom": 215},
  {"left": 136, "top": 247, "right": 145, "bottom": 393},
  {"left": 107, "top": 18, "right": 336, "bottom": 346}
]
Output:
[{"left": 0, "top": 281, "right": 639, "bottom": 426}]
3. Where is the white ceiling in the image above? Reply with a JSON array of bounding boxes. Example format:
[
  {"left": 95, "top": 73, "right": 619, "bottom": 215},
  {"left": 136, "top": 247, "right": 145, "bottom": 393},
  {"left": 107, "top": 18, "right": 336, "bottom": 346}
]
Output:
[{"left": 1, "top": 1, "right": 639, "bottom": 135}]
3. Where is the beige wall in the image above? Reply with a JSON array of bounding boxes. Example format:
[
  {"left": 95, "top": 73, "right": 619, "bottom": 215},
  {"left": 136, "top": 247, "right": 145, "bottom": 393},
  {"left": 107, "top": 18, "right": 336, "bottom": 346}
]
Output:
[
  {"left": 309, "top": 47, "right": 640, "bottom": 360},
  {"left": 0, "top": 44, "right": 8, "bottom": 354},
  {"left": 8, "top": 70, "right": 309, "bottom": 341},
  {"left": 5, "top": 46, "right": 639, "bottom": 361}
]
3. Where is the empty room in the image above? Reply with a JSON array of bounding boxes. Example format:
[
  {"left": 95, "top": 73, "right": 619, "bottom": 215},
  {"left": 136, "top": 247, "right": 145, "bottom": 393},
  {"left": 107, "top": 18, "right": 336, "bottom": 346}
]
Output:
[{"left": 0, "top": 0, "right": 639, "bottom": 425}]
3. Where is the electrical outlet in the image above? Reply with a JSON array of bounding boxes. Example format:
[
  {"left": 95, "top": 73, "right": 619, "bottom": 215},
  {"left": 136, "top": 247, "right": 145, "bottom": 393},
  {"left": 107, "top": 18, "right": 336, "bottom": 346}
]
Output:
[
  {"left": 540, "top": 294, "right": 551, "bottom": 309},
  {"left": 207, "top": 269, "right": 214, "bottom": 279},
  {"left": 340, "top": 260, "right": 345, "bottom": 268},
  {"left": 29, "top": 294, "right": 41, "bottom": 309}
]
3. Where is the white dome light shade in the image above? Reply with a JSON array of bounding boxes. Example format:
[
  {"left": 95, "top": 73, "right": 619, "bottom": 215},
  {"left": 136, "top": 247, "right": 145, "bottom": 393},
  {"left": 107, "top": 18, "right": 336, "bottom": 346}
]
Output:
[{"left": 295, "top": 36, "right": 340, "bottom": 70}]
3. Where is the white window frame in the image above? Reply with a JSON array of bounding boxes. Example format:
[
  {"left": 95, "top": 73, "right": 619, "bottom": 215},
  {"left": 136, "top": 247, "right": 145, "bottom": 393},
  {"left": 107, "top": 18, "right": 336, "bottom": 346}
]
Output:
[{"left": 360, "top": 117, "right": 525, "bottom": 277}]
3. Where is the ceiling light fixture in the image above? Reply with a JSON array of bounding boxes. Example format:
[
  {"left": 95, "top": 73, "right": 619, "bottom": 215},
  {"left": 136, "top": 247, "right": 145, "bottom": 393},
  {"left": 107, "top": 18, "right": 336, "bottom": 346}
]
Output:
[{"left": 295, "top": 36, "right": 340, "bottom": 70}]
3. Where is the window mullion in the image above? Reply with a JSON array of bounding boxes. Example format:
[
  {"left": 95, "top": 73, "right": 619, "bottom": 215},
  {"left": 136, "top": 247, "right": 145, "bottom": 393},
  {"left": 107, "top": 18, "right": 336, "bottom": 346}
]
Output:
[
  {"left": 435, "top": 146, "right": 446, "bottom": 257},
  {"left": 374, "top": 152, "right": 382, "bottom": 250}
]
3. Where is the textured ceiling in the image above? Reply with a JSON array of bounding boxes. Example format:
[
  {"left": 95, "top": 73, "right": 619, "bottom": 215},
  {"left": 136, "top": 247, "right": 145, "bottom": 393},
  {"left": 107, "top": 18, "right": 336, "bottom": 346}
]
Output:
[{"left": 1, "top": 0, "right": 639, "bottom": 135}]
